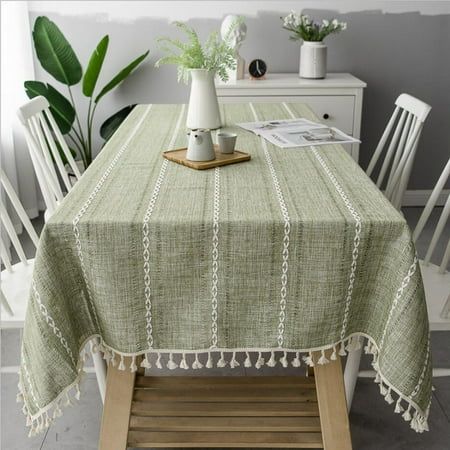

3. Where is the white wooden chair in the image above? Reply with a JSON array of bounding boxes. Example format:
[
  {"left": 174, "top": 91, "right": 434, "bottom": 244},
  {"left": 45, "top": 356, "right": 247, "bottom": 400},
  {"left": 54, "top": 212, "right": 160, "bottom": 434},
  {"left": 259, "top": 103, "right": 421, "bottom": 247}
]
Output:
[
  {"left": 345, "top": 157, "right": 450, "bottom": 409},
  {"left": 366, "top": 93, "right": 432, "bottom": 210},
  {"left": 1, "top": 168, "right": 39, "bottom": 328},
  {"left": 17, "top": 96, "right": 82, "bottom": 218},
  {"left": 16, "top": 97, "right": 106, "bottom": 401},
  {"left": 413, "top": 157, "right": 450, "bottom": 332}
]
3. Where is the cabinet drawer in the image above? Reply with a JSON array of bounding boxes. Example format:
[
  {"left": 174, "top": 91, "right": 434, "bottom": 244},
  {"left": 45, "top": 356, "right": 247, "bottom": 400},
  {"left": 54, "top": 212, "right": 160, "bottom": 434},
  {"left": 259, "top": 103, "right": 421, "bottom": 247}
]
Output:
[{"left": 219, "top": 95, "right": 355, "bottom": 135}]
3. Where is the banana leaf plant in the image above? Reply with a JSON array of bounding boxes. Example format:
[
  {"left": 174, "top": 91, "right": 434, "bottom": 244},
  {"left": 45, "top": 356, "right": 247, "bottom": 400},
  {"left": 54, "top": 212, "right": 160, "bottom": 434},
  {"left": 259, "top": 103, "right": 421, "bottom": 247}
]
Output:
[{"left": 25, "top": 16, "right": 149, "bottom": 168}]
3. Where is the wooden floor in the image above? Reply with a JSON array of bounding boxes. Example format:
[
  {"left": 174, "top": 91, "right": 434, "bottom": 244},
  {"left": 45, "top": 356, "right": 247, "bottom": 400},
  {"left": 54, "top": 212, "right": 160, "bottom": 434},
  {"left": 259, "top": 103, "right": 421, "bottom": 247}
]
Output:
[{"left": 99, "top": 352, "right": 352, "bottom": 449}]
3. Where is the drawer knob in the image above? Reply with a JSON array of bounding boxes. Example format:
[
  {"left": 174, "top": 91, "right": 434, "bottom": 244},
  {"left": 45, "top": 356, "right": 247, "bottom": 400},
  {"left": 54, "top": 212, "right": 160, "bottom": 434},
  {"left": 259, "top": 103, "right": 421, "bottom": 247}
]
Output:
[{"left": 323, "top": 113, "right": 330, "bottom": 120}]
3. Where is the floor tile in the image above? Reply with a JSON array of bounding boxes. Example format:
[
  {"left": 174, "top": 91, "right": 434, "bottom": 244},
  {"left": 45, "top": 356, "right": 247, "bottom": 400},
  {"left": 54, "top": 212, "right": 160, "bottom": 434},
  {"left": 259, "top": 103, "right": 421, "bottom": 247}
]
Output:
[
  {"left": 41, "top": 376, "right": 102, "bottom": 450},
  {"left": 350, "top": 378, "right": 450, "bottom": 450},
  {"left": 1, "top": 373, "right": 46, "bottom": 450},
  {"left": 1, "top": 329, "right": 22, "bottom": 367},
  {"left": 432, "top": 377, "right": 450, "bottom": 423},
  {"left": 431, "top": 331, "right": 450, "bottom": 368}
]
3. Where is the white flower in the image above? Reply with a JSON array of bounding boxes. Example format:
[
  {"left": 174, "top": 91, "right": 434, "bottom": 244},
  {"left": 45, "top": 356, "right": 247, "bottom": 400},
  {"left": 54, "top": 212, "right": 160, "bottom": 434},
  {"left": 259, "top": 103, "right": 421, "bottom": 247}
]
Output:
[
  {"left": 341, "top": 22, "right": 347, "bottom": 30},
  {"left": 301, "top": 14, "right": 311, "bottom": 25},
  {"left": 322, "top": 19, "right": 330, "bottom": 27},
  {"left": 332, "top": 18, "right": 339, "bottom": 27}
]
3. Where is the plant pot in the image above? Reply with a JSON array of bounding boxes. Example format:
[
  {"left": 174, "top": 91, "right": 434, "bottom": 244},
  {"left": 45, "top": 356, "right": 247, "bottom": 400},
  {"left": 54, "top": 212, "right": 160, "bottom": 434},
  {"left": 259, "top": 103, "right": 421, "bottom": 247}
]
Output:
[
  {"left": 299, "top": 41, "right": 327, "bottom": 79},
  {"left": 186, "top": 69, "right": 221, "bottom": 130}
]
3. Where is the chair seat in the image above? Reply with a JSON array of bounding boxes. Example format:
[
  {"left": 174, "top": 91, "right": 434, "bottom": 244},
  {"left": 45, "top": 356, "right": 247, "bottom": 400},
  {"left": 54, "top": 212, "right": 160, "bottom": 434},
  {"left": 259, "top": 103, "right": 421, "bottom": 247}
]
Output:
[
  {"left": 1, "top": 259, "right": 34, "bottom": 328},
  {"left": 420, "top": 260, "right": 450, "bottom": 330}
]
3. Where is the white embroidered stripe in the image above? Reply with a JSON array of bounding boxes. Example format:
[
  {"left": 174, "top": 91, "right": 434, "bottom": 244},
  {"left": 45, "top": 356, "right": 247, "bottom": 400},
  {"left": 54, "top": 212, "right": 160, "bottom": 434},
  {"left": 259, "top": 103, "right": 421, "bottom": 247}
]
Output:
[
  {"left": 282, "top": 103, "right": 361, "bottom": 340},
  {"left": 211, "top": 167, "right": 220, "bottom": 348},
  {"left": 249, "top": 103, "right": 291, "bottom": 348},
  {"left": 411, "top": 335, "right": 430, "bottom": 398},
  {"left": 21, "top": 349, "right": 40, "bottom": 409},
  {"left": 31, "top": 280, "right": 76, "bottom": 366},
  {"left": 379, "top": 256, "right": 418, "bottom": 351},
  {"left": 143, "top": 104, "right": 186, "bottom": 349},
  {"left": 73, "top": 105, "right": 153, "bottom": 331}
]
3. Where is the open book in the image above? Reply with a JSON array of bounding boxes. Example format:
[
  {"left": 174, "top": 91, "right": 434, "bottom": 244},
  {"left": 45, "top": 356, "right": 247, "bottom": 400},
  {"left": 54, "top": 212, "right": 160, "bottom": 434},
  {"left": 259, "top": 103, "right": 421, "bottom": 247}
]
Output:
[{"left": 237, "top": 118, "right": 360, "bottom": 148}]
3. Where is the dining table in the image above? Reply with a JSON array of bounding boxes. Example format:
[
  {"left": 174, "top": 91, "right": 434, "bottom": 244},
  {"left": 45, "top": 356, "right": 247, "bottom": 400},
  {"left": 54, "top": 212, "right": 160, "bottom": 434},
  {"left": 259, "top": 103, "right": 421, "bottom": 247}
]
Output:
[{"left": 18, "top": 101, "right": 431, "bottom": 445}]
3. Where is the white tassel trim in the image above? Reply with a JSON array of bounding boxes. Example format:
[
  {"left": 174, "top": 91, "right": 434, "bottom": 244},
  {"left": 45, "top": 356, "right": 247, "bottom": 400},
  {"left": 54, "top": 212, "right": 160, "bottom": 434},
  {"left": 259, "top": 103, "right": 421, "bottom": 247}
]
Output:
[
  {"left": 317, "top": 349, "right": 329, "bottom": 365},
  {"left": 167, "top": 353, "right": 178, "bottom": 370},
  {"left": 230, "top": 351, "right": 239, "bottom": 368},
  {"left": 156, "top": 353, "right": 162, "bottom": 369},
  {"left": 18, "top": 333, "right": 430, "bottom": 436},
  {"left": 267, "top": 351, "right": 277, "bottom": 367},
  {"left": 192, "top": 353, "right": 203, "bottom": 370},
  {"left": 141, "top": 353, "right": 152, "bottom": 369},
  {"left": 280, "top": 351, "right": 288, "bottom": 368},
  {"left": 217, "top": 351, "right": 227, "bottom": 368},
  {"left": 255, "top": 352, "right": 265, "bottom": 369},
  {"left": 180, "top": 353, "right": 189, "bottom": 370}
]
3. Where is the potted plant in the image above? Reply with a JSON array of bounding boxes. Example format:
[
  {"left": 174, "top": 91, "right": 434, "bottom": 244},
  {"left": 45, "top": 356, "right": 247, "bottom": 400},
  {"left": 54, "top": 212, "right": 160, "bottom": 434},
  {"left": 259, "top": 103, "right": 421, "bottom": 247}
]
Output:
[
  {"left": 25, "top": 16, "right": 149, "bottom": 169},
  {"left": 155, "top": 20, "right": 241, "bottom": 130},
  {"left": 281, "top": 12, "right": 347, "bottom": 79}
]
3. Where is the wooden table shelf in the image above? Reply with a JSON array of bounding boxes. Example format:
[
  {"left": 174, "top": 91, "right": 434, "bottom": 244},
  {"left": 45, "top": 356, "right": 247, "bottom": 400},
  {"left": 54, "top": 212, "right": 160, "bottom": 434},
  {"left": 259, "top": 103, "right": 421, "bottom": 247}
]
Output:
[
  {"left": 129, "top": 376, "right": 321, "bottom": 448},
  {"left": 99, "top": 352, "right": 352, "bottom": 450}
]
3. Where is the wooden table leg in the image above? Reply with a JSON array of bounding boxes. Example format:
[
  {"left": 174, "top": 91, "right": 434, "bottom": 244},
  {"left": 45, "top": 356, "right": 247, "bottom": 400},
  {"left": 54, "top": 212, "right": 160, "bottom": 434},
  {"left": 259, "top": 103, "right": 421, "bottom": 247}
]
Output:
[
  {"left": 313, "top": 350, "right": 353, "bottom": 450},
  {"left": 98, "top": 357, "right": 137, "bottom": 450}
]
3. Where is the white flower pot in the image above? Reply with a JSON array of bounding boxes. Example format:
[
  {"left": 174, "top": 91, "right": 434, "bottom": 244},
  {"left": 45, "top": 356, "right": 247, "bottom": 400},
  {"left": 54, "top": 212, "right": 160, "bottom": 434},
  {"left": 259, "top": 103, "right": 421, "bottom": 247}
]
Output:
[
  {"left": 299, "top": 41, "right": 327, "bottom": 79},
  {"left": 186, "top": 69, "right": 221, "bottom": 130}
]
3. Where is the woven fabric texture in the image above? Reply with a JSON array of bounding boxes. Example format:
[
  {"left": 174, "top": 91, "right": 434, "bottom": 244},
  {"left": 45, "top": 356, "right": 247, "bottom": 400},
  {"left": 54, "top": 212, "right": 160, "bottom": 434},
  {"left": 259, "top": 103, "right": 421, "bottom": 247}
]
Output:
[{"left": 19, "top": 102, "right": 431, "bottom": 434}]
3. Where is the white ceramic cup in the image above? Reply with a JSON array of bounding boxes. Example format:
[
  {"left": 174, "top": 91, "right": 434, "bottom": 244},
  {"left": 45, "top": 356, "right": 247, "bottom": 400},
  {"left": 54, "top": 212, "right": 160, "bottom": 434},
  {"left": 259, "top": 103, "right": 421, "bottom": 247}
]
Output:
[{"left": 217, "top": 132, "right": 237, "bottom": 154}]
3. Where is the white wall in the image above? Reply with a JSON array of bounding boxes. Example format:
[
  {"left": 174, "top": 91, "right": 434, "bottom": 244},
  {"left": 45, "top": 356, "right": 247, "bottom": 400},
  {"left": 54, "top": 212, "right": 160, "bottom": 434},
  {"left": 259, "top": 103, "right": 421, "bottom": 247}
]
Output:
[
  {"left": 1, "top": 1, "right": 40, "bottom": 216},
  {"left": 9, "top": 1, "right": 450, "bottom": 190}
]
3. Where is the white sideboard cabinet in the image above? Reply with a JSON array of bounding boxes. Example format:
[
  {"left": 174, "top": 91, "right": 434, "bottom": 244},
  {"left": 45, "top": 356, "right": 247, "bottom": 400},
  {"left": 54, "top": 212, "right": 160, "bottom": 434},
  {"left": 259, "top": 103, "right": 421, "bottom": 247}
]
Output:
[{"left": 216, "top": 73, "right": 366, "bottom": 161}]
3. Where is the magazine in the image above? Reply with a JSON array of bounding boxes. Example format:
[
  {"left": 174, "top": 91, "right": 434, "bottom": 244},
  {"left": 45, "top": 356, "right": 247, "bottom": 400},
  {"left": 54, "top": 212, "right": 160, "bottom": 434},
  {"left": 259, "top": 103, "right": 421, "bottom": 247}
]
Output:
[{"left": 237, "top": 118, "right": 360, "bottom": 148}]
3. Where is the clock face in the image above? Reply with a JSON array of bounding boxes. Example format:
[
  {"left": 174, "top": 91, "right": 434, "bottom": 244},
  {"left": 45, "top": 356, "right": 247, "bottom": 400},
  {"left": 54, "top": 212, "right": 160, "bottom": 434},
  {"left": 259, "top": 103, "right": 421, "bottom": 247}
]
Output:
[{"left": 249, "top": 59, "right": 267, "bottom": 79}]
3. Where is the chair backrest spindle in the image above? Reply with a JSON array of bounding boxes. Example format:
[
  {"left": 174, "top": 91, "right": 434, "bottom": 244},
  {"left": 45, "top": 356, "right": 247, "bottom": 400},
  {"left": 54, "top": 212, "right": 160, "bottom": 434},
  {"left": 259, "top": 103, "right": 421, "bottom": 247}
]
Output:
[
  {"left": 413, "top": 157, "right": 450, "bottom": 273},
  {"left": 367, "top": 93, "right": 431, "bottom": 210},
  {"left": 0, "top": 168, "right": 39, "bottom": 270},
  {"left": 17, "top": 96, "right": 82, "bottom": 217}
]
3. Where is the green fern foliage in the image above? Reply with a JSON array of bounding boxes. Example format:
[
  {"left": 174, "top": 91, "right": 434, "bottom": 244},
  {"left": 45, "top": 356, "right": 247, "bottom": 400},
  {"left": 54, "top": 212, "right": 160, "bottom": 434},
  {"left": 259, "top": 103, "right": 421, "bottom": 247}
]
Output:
[{"left": 155, "top": 20, "right": 241, "bottom": 83}]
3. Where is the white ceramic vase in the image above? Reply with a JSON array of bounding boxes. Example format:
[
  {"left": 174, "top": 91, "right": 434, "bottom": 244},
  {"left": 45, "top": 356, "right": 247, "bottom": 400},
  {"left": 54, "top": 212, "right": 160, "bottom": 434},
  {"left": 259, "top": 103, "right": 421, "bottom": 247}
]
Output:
[
  {"left": 299, "top": 41, "right": 327, "bottom": 79},
  {"left": 186, "top": 69, "right": 221, "bottom": 130}
]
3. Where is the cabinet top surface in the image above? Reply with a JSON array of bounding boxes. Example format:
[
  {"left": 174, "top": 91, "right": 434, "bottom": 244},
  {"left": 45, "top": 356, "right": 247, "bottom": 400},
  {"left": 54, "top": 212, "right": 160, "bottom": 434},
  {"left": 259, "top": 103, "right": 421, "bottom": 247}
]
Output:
[{"left": 216, "top": 73, "right": 366, "bottom": 89}]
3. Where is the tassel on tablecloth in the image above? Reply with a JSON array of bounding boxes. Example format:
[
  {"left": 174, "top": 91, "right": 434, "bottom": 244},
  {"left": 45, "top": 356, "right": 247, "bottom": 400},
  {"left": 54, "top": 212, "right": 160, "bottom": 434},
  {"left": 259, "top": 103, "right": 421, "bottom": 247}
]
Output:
[
  {"left": 18, "top": 334, "right": 430, "bottom": 437},
  {"left": 255, "top": 352, "right": 265, "bottom": 369},
  {"left": 280, "top": 351, "right": 288, "bottom": 368},
  {"left": 292, "top": 352, "right": 301, "bottom": 367},
  {"left": 230, "top": 351, "right": 240, "bottom": 368},
  {"left": 267, "top": 351, "right": 276, "bottom": 367},
  {"left": 180, "top": 353, "right": 189, "bottom": 370},
  {"left": 167, "top": 353, "right": 178, "bottom": 370},
  {"left": 217, "top": 351, "right": 227, "bottom": 367},
  {"left": 156, "top": 353, "right": 162, "bottom": 369},
  {"left": 192, "top": 353, "right": 203, "bottom": 370}
]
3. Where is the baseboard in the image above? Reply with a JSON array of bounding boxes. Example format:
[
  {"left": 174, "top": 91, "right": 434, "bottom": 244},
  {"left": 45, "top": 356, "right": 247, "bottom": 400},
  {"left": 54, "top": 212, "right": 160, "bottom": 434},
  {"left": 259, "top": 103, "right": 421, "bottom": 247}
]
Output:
[{"left": 403, "top": 189, "right": 449, "bottom": 207}]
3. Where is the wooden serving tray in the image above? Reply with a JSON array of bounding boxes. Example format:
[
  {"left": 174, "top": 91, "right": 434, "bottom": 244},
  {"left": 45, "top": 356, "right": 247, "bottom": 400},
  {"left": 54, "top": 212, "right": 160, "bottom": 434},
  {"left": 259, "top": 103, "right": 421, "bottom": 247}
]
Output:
[{"left": 163, "top": 145, "right": 251, "bottom": 170}]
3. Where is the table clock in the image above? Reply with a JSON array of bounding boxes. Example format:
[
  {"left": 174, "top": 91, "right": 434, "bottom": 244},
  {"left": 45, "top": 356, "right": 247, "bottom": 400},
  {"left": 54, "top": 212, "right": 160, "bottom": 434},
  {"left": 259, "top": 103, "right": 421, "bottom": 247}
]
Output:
[{"left": 248, "top": 59, "right": 267, "bottom": 79}]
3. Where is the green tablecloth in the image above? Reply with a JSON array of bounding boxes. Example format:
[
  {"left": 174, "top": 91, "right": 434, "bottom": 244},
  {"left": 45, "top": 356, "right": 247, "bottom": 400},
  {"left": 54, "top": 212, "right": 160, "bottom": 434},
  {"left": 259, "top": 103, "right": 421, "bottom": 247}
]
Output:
[{"left": 19, "top": 102, "right": 431, "bottom": 435}]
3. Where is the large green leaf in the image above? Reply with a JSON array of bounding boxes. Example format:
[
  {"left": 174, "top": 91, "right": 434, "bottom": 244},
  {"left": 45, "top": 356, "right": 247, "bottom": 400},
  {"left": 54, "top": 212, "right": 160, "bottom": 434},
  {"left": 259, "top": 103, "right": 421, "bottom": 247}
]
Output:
[
  {"left": 24, "top": 81, "right": 75, "bottom": 134},
  {"left": 32, "top": 16, "right": 82, "bottom": 86},
  {"left": 95, "top": 50, "right": 149, "bottom": 103},
  {"left": 82, "top": 35, "right": 109, "bottom": 97},
  {"left": 100, "top": 104, "right": 136, "bottom": 141}
]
